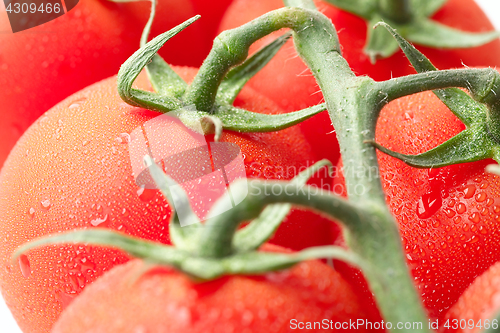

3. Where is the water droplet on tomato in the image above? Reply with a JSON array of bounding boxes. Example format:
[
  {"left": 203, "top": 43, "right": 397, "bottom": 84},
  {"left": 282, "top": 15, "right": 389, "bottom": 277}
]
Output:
[
  {"left": 494, "top": 205, "right": 500, "bottom": 213},
  {"left": 19, "top": 255, "right": 31, "bottom": 278},
  {"left": 468, "top": 213, "right": 480, "bottom": 223},
  {"left": 444, "top": 208, "right": 455, "bottom": 218},
  {"left": 416, "top": 190, "right": 442, "bottom": 219},
  {"left": 90, "top": 214, "right": 108, "bottom": 227},
  {"left": 456, "top": 203, "right": 466, "bottom": 214},
  {"left": 41, "top": 199, "right": 51, "bottom": 210},
  {"left": 487, "top": 198, "right": 494, "bottom": 207},
  {"left": 481, "top": 207, "right": 489, "bottom": 216},
  {"left": 463, "top": 185, "right": 476, "bottom": 199},
  {"left": 28, "top": 207, "right": 35, "bottom": 218},
  {"left": 116, "top": 133, "right": 131, "bottom": 144},
  {"left": 475, "top": 192, "right": 487, "bottom": 202},
  {"left": 68, "top": 98, "right": 87, "bottom": 109}
]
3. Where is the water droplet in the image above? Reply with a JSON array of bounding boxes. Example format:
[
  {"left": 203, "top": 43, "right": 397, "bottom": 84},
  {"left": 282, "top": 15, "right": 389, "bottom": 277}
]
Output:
[
  {"left": 453, "top": 216, "right": 462, "bottom": 224},
  {"left": 444, "top": 208, "right": 456, "bottom": 218},
  {"left": 68, "top": 98, "right": 87, "bottom": 109},
  {"left": 82, "top": 140, "right": 90, "bottom": 146},
  {"left": 475, "top": 192, "right": 487, "bottom": 202},
  {"left": 468, "top": 212, "right": 480, "bottom": 223},
  {"left": 41, "top": 199, "right": 51, "bottom": 209},
  {"left": 487, "top": 198, "right": 494, "bottom": 207},
  {"left": 116, "top": 133, "right": 131, "bottom": 144},
  {"left": 481, "top": 207, "right": 489, "bottom": 216},
  {"left": 463, "top": 185, "right": 476, "bottom": 199},
  {"left": 448, "top": 199, "right": 456, "bottom": 208},
  {"left": 90, "top": 214, "right": 108, "bottom": 227},
  {"left": 457, "top": 203, "right": 467, "bottom": 214},
  {"left": 19, "top": 255, "right": 31, "bottom": 278},
  {"left": 28, "top": 207, "right": 35, "bottom": 218},
  {"left": 480, "top": 182, "right": 489, "bottom": 189},
  {"left": 416, "top": 191, "right": 442, "bottom": 219}
]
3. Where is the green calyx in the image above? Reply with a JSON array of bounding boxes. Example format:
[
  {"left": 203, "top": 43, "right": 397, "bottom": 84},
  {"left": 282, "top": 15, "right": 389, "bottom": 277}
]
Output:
[
  {"left": 323, "top": 0, "right": 500, "bottom": 62},
  {"left": 117, "top": 1, "right": 327, "bottom": 140},
  {"left": 13, "top": 159, "right": 367, "bottom": 280},
  {"left": 367, "top": 22, "right": 500, "bottom": 168}
]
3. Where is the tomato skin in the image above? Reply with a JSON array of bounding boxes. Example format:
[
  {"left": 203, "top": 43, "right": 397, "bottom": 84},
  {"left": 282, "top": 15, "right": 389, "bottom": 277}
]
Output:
[
  {"left": 335, "top": 90, "right": 500, "bottom": 319},
  {"left": 0, "top": 66, "right": 337, "bottom": 332},
  {"left": 218, "top": 0, "right": 500, "bottom": 166},
  {"left": 441, "top": 261, "right": 500, "bottom": 333},
  {"left": 51, "top": 245, "right": 374, "bottom": 333},
  {"left": 0, "top": 0, "right": 234, "bottom": 169}
]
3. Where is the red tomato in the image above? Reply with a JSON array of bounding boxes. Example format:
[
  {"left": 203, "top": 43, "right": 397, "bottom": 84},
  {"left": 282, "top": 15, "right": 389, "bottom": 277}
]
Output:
[
  {"left": 0, "top": 67, "right": 336, "bottom": 332},
  {"left": 218, "top": 0, "right": 500, "bottom": 165},
  {"left": 51, "top": 245, "right": 374, "bottom": 333},
  {"left": 0, "top": 0, "right": 233, "bottom": 168},
  {"left": 335, "top": 90, "right": 500, "bottom": 319},
  {"left": 441, "top": 261, "right": 500, "bottom": 333}
]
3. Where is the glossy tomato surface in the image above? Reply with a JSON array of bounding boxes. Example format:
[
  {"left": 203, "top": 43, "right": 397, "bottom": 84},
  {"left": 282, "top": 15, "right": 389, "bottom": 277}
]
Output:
[
  {"left": 336, "top": 90, "right": 500, "bottom": 319},
  {"left": 218, "top": 0, "right": 500, "bottom": 165},
  {"left": 441, "top": 261, "right": 500, "bottom": 332},
  {"left": 52, "top": 245, "right": 376, "bottom": 333},
  {"left": 0, "top": 0, "right": 233, "bottom": 168},
  {"left": 0, "top": 67, "right": 336, "bottom": 332}
]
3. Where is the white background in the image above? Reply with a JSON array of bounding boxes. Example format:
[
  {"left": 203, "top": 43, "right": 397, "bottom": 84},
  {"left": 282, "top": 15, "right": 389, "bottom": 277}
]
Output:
[{"left": 1, "top": 1, "right": 500, "bottom": 332}]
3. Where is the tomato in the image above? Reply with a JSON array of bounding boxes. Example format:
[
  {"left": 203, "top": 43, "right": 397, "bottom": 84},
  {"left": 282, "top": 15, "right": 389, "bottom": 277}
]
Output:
[
  {"left": 0, "top": 66, "right": 338, "bottom": 332},
  {"left": 218, "top": 0, "right": 500, "bottom": 165},
  {"left": 335, "top": 90, "right": 500, "bottom": 319},
  {"left": 51, "top": 245, "right": 374, "bottom": 333},
  {"left": 0, "top": 0, "right": 233, "bottom": 168},
  {"left": 441, "top": 261, "right": 500, "bottom": 332}
]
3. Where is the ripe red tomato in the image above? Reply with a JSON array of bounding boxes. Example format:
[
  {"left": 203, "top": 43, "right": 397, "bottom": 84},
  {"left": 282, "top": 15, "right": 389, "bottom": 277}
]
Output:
[
  {"left": 335, "top": 90, "right": 500, "bottom": 319},
  {"left": 441, "top": 261, "right": 500, "bottom": 332},
  {"left": 51, "top": 245, "right": 374, "bottom": 333},
  {"left": 0, "top": 66, "right": 336, "bottom": 332},
  {"left": 0, "top": 0, "right": 233, "bottom": 168},
  {"left": 218, "top": 0, "right": 500, "bottom": 165}
]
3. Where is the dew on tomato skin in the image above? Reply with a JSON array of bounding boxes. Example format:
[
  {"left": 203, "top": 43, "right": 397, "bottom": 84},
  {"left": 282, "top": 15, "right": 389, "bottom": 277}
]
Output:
[
  {"left": 443, "top": 208, "right": 456, "bottom": 218},
  {"left": 40, "top": 199, "right": 52, "bottom": 210},
  {"left": 481, "top": 207, "right": 489, "bottom": 216},
  {"left": 487, "top": 198, "right": 494, "bottom": 207},
  {"left": 468, "top": 212, "right": 481, "bottom": 223},
  {"left": 19, "top": 255, "right": 31, "bottom": 278},
  {"left": 116, "top": 132, "right": 131, "bottom": 144},
  {"left": 90, "top": 214, "right": 108, "bottom": 227},
  {"left": 456, "top": 202, "right": 466, "bottom": 214},
  {"left": 475, "top": 192, "right": 487, "bottom": 202},
  {"left": 27, "top": 207, "right": 35, "bottom": 218},
  {"left": 463, "top": 184, "right": 476, "bottom": 199},
  {"left": 416, "top": 190, "right": 442, "bottom": 219}
]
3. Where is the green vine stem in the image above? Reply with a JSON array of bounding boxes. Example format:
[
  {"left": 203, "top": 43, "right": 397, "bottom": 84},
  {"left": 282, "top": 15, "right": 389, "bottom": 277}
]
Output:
[{"left": 379, "top": 0, "right": 412, "bottom": 23}]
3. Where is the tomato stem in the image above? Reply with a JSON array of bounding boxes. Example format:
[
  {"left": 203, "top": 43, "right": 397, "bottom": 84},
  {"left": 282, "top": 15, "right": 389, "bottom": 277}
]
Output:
[
  {"left": 183, "top": 7, "right": 341, "bottom": 113},
  {"left": 280, "top": 1, "right": 431, "bottom": 330},
  {"left": 379, "top": 0, "right": 412, "bottom": 23}
]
